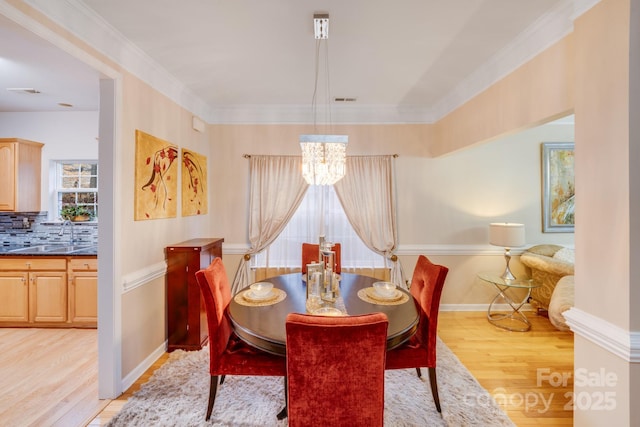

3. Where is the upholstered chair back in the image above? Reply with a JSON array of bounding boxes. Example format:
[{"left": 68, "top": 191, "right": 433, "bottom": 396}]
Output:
[
  {"left": 411, "top": 254, "right": 449, "bottom": 366},
  {"left": 285, "top": 312, "right": 388, "bottom": 427},
  {"left": 301, "top": 242, "right": 342, "bottom": 273},
  {"left": 195, "top": 257, "right": 233, "bottom": 371}
]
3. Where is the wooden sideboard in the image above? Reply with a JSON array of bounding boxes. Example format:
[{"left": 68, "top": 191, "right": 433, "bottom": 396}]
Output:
[{"left": 165, "top": 238, "right": 224, "bottom": 352}]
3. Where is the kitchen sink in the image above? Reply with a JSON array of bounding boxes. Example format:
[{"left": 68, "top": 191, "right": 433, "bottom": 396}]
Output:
[
  {"left": 8, "top": 244, "right": 96, "bottom": 254},
  {"left": 8, "top": 245, "right": 65, "bottom": 253},
  {"left": 46, "top": 245, "right": 96, "bottom": 254}
]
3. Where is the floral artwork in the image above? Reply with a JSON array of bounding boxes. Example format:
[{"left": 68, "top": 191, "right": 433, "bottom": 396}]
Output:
[
  {"left": 542, "top": 142, "right": 575, "bottom": 232},
  {"left": 134, "top": 130, "right": 178, "bottom": 220},
  {"left": 181, "top": 148, "right": 207, "bottom": 216}
]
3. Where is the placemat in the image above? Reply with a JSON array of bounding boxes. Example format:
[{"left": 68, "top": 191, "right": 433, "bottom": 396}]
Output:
[
  {"left": 234, "top": 288, "right": 287, "bottom": 307},
  {"left": 357, "top": 287, "right": 410, "bottom": 306}
]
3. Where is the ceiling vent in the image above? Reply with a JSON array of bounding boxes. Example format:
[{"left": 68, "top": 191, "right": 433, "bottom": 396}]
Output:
[{"left": 334, "top": 97, "right": 357, "bottom": 103}]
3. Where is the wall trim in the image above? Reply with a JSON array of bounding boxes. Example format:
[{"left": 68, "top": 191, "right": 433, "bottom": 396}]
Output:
[
  {"left": 22, "top": 0, "right": 587, "bottom": 126},
  {"left": 440, "top": 303, "right": 534, "bottom": 312},
  {"left": 223, "top": 243, "right": 530, "bottom": 257},
  {"left": 122, "top": 261, "right": 167, "bottom": 292},
  {"left": 120, "top": 340, "right": 167, "bottom": 392},
  {"left": 564, "top": 308, "right": 640, "bottom": 363},
  {"left": 432, "top": 0, "right": 576, "bottom": 120}
]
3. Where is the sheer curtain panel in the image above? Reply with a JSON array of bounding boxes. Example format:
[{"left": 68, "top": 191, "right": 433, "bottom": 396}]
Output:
[
  {"left": 231, "top": 155, "right": 309, "bottom": 294},
  {"left": 333, "top": 155, "right": 406, "bottom": 287}
]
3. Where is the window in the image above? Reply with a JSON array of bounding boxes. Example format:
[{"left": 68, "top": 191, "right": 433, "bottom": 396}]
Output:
[
  {"left": 54, "top": 161, "right": 98, "bottom": 219},
  {"left": 253, "top": 185, "right": 385, "bottom": 269}
]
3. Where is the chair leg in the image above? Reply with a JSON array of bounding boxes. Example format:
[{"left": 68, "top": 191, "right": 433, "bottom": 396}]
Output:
[
  {"left": 276, "top": 376, "right": 288, "bottom": 420},
  {"left": 206, "top": 375, "right": 219, "bottom": 421},
  {"left": 415, "top": 367, "right": 422, "bottom": 378},
  {"left": 428, "top": 367, "right": 442, "bottom": 413},
  {"left": 220, "top": 374, "right": 226, "bottom": 385}
]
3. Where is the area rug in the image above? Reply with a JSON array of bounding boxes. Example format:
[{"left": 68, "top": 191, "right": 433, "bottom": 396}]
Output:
[{"left": 107, "top": 339, "right": 514, "bottom": 426}]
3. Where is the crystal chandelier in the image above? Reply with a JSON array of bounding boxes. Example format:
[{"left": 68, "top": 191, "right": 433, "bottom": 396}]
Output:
[{"left": 299, "top": 13, "right": 348, "bottom": 186}]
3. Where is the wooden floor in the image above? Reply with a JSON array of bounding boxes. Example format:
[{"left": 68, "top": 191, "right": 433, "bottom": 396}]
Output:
[
  {"left": 0, "top": 327, "right": 106, "bottom": 427},
  {"left": 438, "top": 312, "right": 574, "bottom": 426},
  {"left": 0, "top": 311, "right": 573, "bottom": 427}
]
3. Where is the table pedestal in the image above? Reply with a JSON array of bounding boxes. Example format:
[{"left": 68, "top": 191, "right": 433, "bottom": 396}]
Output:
[
  {"left": 478, "top": 272, "right": 540, "bottom": 332},
  {"left": 487, "top": 283, "right": 534, "bottom": 331}
]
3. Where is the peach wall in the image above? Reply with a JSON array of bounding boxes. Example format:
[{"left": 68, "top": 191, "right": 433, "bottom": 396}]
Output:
[
  {"left": 574, "top": 0, "right": 630, "bottom": 328},
  {"left": 572, "top": 0, "right": 633, "bottom": 425},
  {"left": 432, "top": 35, "right": 574, "bottom": 156}
]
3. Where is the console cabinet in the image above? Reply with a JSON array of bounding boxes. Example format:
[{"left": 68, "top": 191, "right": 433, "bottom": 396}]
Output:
[
  {"left": 166, "top": 238, "right": 224, "bottom": 352},
  {"left": 0, "top": 138, "right": 44, "bottom": 212}
]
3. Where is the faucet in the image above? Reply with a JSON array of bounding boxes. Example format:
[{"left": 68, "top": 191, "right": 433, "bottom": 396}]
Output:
[{"left": 58, "top": 219, "right": 75, "bottom": 244}]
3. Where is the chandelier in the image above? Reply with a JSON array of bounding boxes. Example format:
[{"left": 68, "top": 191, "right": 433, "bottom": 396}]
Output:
[{"left": 300, "top": 13, "right": 348, "bottom": 186}]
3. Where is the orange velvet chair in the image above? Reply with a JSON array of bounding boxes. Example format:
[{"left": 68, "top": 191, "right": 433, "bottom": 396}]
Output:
[
  {"left": 285, "top": 312, "right": 388, "bottom": 427},
  {"left": 194, "top": 257, "right": 287, "bottom": 420},
  {"left": 301, "top": 242, "right": 342, "bottom": 274},
  {"left": 384, "top": 255, "right": 449, "bottom": 412}
]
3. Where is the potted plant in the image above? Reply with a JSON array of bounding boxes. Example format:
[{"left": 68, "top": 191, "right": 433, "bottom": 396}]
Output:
[{"left": 60, "top": 204, "right": 93, "bottom": 222}]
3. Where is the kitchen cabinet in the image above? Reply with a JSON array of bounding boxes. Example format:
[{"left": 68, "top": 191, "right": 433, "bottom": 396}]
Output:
[
  {"left": 0, "top": 256, "right": 97, "bottom": 327},
  {"left": 0, "top": 258, "right": 67, "bottom": 325},
  {"left": 0, "top": 271, "right": 29, "bottom": 322},
  {"left": 0, "top": 138, "right": 44, "bottom": 212},
  {"left": 68, "top": 257, "right": 98, "bottom": 326},
  {"left": 165, "top": 238, "right": 224, "bottom": 352}
]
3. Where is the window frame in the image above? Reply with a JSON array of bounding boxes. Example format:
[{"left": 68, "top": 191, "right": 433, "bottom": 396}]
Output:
[{"left": 49, "top": 160, "right": 99, "bottom": 221}]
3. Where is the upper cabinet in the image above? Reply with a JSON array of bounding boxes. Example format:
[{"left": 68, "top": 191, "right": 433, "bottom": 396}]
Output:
[{"left": 0, "top": 138, "right": 44, "bottom": 212}]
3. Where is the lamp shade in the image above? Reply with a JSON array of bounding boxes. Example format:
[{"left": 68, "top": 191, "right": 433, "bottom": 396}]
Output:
[{"left": 489, "top": 223, "right": 525, "bottom": 248}]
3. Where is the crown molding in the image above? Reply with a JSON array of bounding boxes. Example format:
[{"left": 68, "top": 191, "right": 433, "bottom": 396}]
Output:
[
  {"left": 208, "top": 104, "right": 434, "bottom": 125},
  {"left": 22, "top": 0, "right": 595, "bottom": 125},
  {"left": 24, "top": 0, "right": 212, "bottom": 121},
  {"left": 431, "top": 0, "right": 577, "bottom": 120}
]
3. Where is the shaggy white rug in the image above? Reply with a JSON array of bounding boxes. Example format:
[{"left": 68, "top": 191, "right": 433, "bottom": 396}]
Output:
[{"left": 107, "top": 339, "right": 514, "bottom": 426}]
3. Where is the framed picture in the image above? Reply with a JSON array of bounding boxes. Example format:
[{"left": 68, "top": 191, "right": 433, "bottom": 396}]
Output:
[
  {"left": 181, "top": 148, "right": 208, "bottom": 216},
  {"left": 134, "top": 130, "right": 179, "bottom": 220},
  {"left": 541, "top": 142, "right": 575, "bottom": 232}
]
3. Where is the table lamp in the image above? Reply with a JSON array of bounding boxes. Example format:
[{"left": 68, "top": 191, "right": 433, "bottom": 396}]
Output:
[{"left": 489, "top": 223, "right": 526, "bottom": 280}]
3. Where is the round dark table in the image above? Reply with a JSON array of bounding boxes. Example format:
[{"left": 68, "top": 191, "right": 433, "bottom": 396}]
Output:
[{"left": 228, "top": 272, "right": 419, "bottom": 356}]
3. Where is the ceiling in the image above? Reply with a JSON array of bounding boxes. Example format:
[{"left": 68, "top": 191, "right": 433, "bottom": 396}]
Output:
[{"left": 0, "top": 0, "right": 577, "bottom": 122}]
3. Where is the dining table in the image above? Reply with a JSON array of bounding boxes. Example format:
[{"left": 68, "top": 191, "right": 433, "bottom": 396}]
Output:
[{"left": 227, "top": 272, "right": 419, "bottom": 356}]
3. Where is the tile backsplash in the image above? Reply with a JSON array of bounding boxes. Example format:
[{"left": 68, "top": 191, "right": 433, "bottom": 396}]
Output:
[{"left": 0, "top": 212, "right": 98, "bottom": 246}]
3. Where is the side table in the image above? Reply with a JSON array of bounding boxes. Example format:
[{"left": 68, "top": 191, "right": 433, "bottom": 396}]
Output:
[{"left": 478, "top": 272, "right": 540, "bottom": 332}]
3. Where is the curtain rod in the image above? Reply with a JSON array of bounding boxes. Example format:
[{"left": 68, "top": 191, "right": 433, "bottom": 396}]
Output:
[{"left": 243, "top": 154, "right": 399, "bottom": 158}]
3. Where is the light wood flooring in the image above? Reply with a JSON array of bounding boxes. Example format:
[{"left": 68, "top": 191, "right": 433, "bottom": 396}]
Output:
[
  {"left": 0, "top": 327, "right": 105, "bottom": 427},
  {"left": 0, "top": 312, "right": 573, "bottom": 427}
]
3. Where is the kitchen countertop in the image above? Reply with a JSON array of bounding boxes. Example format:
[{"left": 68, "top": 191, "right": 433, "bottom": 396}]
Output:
[{"left": 0, "top": 244, "right": 97, "bottom": 256}]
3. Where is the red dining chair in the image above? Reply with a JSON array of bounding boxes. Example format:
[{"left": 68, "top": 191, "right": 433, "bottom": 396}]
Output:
[
  {"left": 384, "top": 255, "right": 449, "bottom": 413},
  {"left": 285, "top": 312, "right": 388, "bottom": 427},
  {"left": 194, "top": 257, "right": 287, "bottom": 421},
  {"left": 301, "top": 242, "right": 342, "bottom": 274}
]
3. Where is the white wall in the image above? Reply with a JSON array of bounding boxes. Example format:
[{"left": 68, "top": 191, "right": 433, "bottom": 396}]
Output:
[
  {"left": 0, "top": 111, "right": 99, "bottom": 213},
  {"left": 396, "top": 119, "right": 575, "bottom": 247}
]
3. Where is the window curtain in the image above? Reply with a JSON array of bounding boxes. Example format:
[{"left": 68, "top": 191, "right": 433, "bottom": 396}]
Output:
[
  {"left": 333, "top": 155, "right": 406, "bottom": 287},
  {"left": 231, "top": 155, "right": 309, "bottom": 294}
]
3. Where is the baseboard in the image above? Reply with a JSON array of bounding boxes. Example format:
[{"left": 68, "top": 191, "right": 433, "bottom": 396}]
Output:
[
  {"left": 121, "top": 340, "right": 167, "bottom": 392},
  {"left": 440, "top": 303, "right": 535, "bottom": 312}
]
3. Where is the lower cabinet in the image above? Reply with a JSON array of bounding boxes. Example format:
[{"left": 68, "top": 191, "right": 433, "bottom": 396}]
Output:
[
  {"left": 0, "top": 256, "right": 97, "bottom": 328},
  {"left": 31, "top": 270, "right": 67, "bottom": 323},
  {"left": 0, "top": 271, "right": 29, "bottom": 322},
  {"left": 68, "top": 258, "right": 98, "bottom": 326}
]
